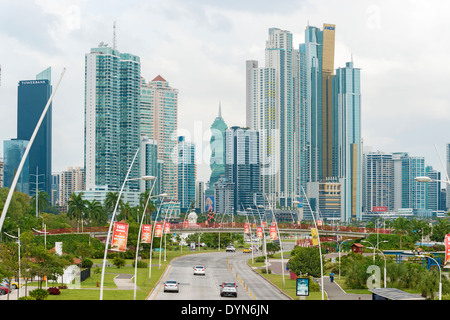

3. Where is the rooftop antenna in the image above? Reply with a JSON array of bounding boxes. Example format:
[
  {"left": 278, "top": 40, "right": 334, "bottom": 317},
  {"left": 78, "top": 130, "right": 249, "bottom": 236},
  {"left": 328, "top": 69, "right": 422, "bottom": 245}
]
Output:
[{"left": 113, "top": 21, "right": 117, "bottom": 50}]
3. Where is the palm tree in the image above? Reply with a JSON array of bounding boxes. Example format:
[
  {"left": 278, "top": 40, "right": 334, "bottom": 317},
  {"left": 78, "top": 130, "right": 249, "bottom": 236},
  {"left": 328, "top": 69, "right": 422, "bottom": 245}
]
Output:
[
  {"left": 120, "top": 202, "right": 132, "bottom": 221},
  {"left": 68, "top": 192, "right": 87, "bottom": 233},
  {"left": 85, "top": 199, "right": 104, "bottom": 225},
  {"left": 31, "top": 191, "right": 50, "bottom": 216},
  {"left": 104, "top": 191, "right": 122, "bottom": 218}
]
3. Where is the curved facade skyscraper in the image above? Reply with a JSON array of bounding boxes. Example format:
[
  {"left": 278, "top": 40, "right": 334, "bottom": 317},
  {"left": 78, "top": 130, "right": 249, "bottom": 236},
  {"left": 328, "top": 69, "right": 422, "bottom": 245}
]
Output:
[{"left": 209, "top": 103, "right": 228, "bottom": 191}]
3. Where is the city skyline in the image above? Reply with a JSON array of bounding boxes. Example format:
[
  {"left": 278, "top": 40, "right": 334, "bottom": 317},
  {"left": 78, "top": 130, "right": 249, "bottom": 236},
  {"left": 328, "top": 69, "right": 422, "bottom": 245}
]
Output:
[{"left": 0, "top": 1, "right": 449, "bottom": 184}]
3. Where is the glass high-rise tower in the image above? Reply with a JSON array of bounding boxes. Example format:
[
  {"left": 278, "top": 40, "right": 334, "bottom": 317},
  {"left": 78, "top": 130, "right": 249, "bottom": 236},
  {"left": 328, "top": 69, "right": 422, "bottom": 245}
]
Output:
[
  {"left": 16, "top": 67, "right": 52, "bottom": 197},
  {"left": 333, "top": 61, "right": 362, "bottom": 221},
  {"left": 84, "top": 45, "right": 141, "bottom": 192}
]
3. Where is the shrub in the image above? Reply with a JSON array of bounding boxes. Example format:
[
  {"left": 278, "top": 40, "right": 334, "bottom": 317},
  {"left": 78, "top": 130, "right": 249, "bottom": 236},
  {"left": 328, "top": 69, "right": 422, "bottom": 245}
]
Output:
[
  {"left": 81, "top": 258, "right": 93, "bottom": 268},
  {"left": 112, "top": 256, "right": 126, "bottom": 268},
  {"left": 132, "top": 260, "right": 148, "bottom": 268},
  {"left": 29, "top": 288, "right": 49, "bottom": 300},
  {"left": 47, "top": 287, "right": 61, "bottom": 295}
]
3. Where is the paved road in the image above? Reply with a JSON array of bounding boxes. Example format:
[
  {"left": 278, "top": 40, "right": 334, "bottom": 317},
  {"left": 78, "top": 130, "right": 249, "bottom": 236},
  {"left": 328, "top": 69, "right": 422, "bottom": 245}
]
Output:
[{"left": 147, "top": 250, "right": 290, "bottom": 300}]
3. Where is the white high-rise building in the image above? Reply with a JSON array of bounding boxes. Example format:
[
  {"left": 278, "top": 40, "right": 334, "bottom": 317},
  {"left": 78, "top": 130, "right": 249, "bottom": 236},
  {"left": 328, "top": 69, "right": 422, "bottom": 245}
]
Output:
[
  {"left": 140, "top": 75, "right": 178, "bottom": 200},
  {"left": 247, "top": 28, "right": 295, "bottom": 206},
  {"left": 84, "top": 45, "right": 141, "bottom": 192}
]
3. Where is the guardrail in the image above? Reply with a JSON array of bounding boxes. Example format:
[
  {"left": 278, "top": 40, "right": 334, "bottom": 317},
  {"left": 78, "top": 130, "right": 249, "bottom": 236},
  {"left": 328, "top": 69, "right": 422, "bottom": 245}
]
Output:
[{"left": 38, "top": 223, "right": 390, "bottom": 237}]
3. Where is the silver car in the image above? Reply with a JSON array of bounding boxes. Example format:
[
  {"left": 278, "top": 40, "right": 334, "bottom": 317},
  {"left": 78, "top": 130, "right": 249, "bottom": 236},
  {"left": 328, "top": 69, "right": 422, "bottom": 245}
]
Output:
[
  {"left": 193, "top": 265, "right": 206, "bottom": 276},
  {"left": 164, "top": 280, "right": 180, "bottom": 293},
  {"left": 219, "top": 282, "right": 238, "bottom": 297}
]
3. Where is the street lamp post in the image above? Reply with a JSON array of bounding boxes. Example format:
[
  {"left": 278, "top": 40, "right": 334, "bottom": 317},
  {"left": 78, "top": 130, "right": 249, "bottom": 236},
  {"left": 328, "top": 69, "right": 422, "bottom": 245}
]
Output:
[
  {"left": 298, "top": 186, "right": 325, "bottom": 300},
  {"left": 133, "top": 176, "right": 157, "bottom": 300},
  {"left": 337, "top": 240, "right": 349, "bottom": 280},
  {"left": 366, "top": 246, "right": 387, "bottom": 288},
  {"left": 264, "top": 194, "right": 286, "bottom": 287},
  {"left": 417, "top": 253, "right": 442, "bottom": 300},
  {"left": 257, "top": 204, "right": 269, "bottom": 274},
  {"left": 4, "top": 228, "right": 20, "bottom": 299},
  {"left": 99, "top": 147, "right": 153, "bottom": 300},
  {"left": 148, "top": 196, "right": 167, "bottom": 283}
]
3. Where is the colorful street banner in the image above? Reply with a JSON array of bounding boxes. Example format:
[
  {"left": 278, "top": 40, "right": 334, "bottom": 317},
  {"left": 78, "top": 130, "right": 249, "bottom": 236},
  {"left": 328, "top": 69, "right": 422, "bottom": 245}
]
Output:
[
  {"left": 184, "top": 220, "right": 189, "bottom": 228},
  {"left": 111, "top": 222, "right": 129, "bottom": 252},
  {"left": 257, "top": 226, "right": 263, "bottom": 239},
  {"left": 164, "top": 222, "right": 171, "bottom": 233},
  {"left": 311, "top": 228, "right": 319, "bottom": 246},
  {"left": 141, "top": 224, "right": 152, "bottom": 244},
  {"left": 244, "top": 222, "right": 250, "bottom": 234},
  {"left": 269, "top": 225, "right": 277, "bottom": 240},
  {"left": 445, "top": 234, "right": 450, "bottom": 267},
  {"left": 155, "top": 223, "right": 163, "bottom": 238}
]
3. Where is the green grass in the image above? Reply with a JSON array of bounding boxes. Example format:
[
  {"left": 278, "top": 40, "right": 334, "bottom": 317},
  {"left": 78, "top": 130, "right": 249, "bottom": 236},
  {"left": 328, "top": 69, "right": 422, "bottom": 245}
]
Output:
[{"left": 44, "top": 248, "right": 218, "bottom": 300}]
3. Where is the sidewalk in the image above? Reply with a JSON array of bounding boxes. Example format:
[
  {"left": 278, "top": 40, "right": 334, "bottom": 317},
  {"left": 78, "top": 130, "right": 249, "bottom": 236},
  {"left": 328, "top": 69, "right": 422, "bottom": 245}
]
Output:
[{"left": 267, "top": 259, "right": 372, "bottom": 300}]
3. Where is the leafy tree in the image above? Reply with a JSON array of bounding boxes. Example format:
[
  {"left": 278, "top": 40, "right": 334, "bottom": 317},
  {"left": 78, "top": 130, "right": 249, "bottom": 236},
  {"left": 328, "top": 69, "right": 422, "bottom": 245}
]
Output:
[
  {"left": 289, "top": 246, "right": 322, "bottom": 277},
  {"left": 430, "top": 218, "right": 450, "bottom": 242},
  {"left": 265, "top": 242, "right": 280, "bottom": 256}
]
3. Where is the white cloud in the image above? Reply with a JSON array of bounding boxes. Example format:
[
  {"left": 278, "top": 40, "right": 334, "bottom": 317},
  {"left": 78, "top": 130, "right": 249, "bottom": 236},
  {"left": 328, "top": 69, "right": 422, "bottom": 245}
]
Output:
[{"left": 1, "top": 0, "right": 449, "bottom": 183}]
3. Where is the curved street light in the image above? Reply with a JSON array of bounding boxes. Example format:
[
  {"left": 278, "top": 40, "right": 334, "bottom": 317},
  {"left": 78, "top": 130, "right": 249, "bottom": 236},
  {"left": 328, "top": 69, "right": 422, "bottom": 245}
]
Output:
[
  {"left": 366, "top": 246, "right": 387, "bottom": 288},
  {"left": 133, "top": 176, "right": 157, "bottom": 300},
  {"left": 99, "top": 147, "right": 154, "bottom": 300}
]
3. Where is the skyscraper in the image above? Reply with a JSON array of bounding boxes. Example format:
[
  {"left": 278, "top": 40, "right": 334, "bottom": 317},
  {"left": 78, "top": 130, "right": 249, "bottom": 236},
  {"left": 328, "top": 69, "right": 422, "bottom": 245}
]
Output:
[
  {"left": 3, "top": 139, "right": 29, "bottom": 194},
  {"left": 16, "top": 67, "right": 52, "bottom": 197},
  {"left": 178, "top": 136, "right": 196, "bottom": 212},
  {"left": 84, "top": 45, "right": 141, "bottom": 193},
  {"left": 333, "top": 61, "right": 362, "bottom": 221},
  {"left": 140, "top": 75, "right": 178, "bottom": 200},
  {"left": 208, "top": 104, "right": 228, "bottom": 192},
  {"left": 363, "top": 151, "right": 394, "bottom": 212},
  {"left": 225, "top": 126, "right": 260, "bottom": 214},
  {"left": 247, "top": 28, "right": 295, "bottom": 206},
  {"left": 265, "top": 28, "right": 295, "bottom": 205}
]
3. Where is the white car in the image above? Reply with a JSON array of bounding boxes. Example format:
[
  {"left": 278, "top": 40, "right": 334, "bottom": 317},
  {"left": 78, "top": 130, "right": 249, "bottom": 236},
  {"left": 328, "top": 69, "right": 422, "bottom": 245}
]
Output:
[
  {"left": 193, "top": 265, "right": 206, "bottom": 276},
  {"left": 164, "top": 280, "right": 180, "bottom": 293},
  {"left": 226, "top": 246, "right": 236, "bottom": 252},
  {"left": 219, "top": 282, "right": 238, "bottom": 297}
]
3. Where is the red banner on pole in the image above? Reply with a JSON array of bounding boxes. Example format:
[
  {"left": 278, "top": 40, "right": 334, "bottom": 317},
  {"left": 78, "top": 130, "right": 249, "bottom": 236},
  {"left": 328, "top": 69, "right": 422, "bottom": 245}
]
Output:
[
  {"left": 270, "top": 226, "right": 277, "bottom": 240},
  {"left": 164, "top": 222, "right": 170, "bottom": 233},
  {"left": 445, "top": 234, "right": 450, "bottom": 267},
  {"left": 155, "top": 223, "right": 163, "bottom": 238},
  {"left": 141, "top": 224, "right": 152, "bottom": 244},
  {"left": 257, "top": 226, "right": 263, "bottom": 239},
  {"left": 244, "top": 222, "right": 250, "bottom": 234},
  {"left": 111, "top": 222, "right": 129, "bottom": 252}
]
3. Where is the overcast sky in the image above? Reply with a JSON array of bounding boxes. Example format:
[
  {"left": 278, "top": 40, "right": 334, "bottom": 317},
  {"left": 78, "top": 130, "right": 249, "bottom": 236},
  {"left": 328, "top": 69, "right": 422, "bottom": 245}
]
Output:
[{"left": 1, "top": 0, "right": 449, "bottom": 183}]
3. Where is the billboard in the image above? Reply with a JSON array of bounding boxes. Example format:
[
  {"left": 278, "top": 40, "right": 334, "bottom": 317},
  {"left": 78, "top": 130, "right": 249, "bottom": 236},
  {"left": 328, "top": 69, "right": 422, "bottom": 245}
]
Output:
[
  {"left": 111, "top": 222, "right": 129, "bottom": 252},
  {"left": 296, "top": 278, "right": 310, "bottom": 296},
  {"left": 205, "top": 195, "right": 215, "bottom": 212},
  {"left": 373, "top": 206, "right": 387, "bottom": 212}
]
